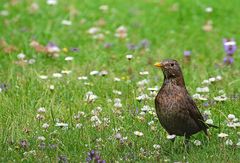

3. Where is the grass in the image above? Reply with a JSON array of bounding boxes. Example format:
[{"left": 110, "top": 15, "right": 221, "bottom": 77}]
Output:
[{"left": 0, "top": 0, "right": 240, "bottom": 162}]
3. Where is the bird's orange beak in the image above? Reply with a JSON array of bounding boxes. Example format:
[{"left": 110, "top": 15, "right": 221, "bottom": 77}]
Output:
[{"left": 154, "top": 62, "right": 162, "bottom": 68}]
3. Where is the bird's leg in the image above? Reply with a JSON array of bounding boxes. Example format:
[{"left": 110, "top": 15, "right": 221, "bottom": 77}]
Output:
[
  {"left": 184, "top": 135, "right": 190, "bottom": 152},
  {"left": 184, "top": 135, "right": 190, "bottom": 144},
  {"left": 206, "top": 133, "right": 210, "bottom": 142},
  {"left": 204, "top": 129, "right": 210, "bottom": 143}
]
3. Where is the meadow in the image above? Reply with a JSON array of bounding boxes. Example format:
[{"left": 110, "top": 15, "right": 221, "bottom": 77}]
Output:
[{"left": 0, "top": 0, "right": 240, "bottom": 162}]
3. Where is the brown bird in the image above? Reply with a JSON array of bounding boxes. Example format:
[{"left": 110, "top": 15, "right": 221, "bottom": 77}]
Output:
[{"left": 154, "top": 59, "right": 217, "bottom": 142}]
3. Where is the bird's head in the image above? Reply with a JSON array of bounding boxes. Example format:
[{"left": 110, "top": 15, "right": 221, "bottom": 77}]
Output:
[{"left": 154, "top": 59, "right": 184, "bottom": 82}]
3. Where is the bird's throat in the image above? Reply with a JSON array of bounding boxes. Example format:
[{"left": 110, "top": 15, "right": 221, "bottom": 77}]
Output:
[{"left": 163, "top": 76, "right": 185, "bottom": 87}]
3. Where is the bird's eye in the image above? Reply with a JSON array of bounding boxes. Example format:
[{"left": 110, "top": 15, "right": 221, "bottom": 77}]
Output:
[{"left": 170, "top": 63, "right": 174, "bottom": 67}]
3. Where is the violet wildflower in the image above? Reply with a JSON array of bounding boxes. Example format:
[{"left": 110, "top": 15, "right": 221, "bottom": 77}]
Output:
[
  {"left": 223, "top": 39, "right": 236, "bottom": 65},
  {"left": 86, "top": 150, "right": 105, "bottom": 163},
  {"left": 46, "top": 42, "right": 60, "bottom": 58},
  {"left": 103, "top": 42, "right": 113, "bottom": 49},
  {"left": 38, "top": 142, "right": 46, "bottom": 150},
  {"left": 135, "top": 107, "right": 139, "bottom": 113},
  {"left": 139, "top": 39, "right": 150, "bottom": 49},
  {"left": 223, "top": 56, "right": 234, "bottom": 65},
  {"left": 19, "top": 139, "right": 29, "bottom": 149},
  {"left": 183, "top": 50, "right": 191, "bottom": 63},
  {"left": 203, "top": 101, "right": 209, "bottom": 107},
  {"left": 184, "top": 50, "right": 191, "bottom": 56},
  {"left": 49, "top": 144, "right": 58, "bottom": 150},
  {"left": 223, "top": 39, "right": 236, "bottom": 56},
  {"left": 46, "top": 42, "right": 60, "bottom": 53},
  {"left": 0, "top": 83, "right": 8, "bottom": 92},
  {"left": 58, "top": 155, "right": 68, "bottom": 163},
  {"left": 126, "top": 43, "right": 138, "bottom": 50},
  {"left": 69, "top": 47, "right": 79, "bottom": 52}
]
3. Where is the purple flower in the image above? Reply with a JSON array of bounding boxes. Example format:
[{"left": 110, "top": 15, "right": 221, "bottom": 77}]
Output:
[
  {"left": 224, "top": 56, "right": 234, "bottom": 64},
  {"left": 38, "top": 142, "right": 46, "bottom": 150},
  {"left": 103, "top": 42, "right": 113, "bottom": 49},
  {"left": 58, "top": 155, "right": 68, "bottom": 163},
  {"left": 86, "top": 150, "right": 105, "bottom": 163},
  {"left": 86, "top": 157, "right": 92, "bottom": 162},
  {"left": 126, "top": 43, "right": 138, "bottom": 50},
  {"left": 49, "top": 143, "right": 58, "bottom": 150},
  {"left": 95, "top": 155, "right": 101, "bottom": 161},
  {"left": 203, "top": 102, "right": 209, "bottom": 107},
  {"left": 139, "top": 39, "right": 150, "bottom": 49},
  {"left": 46, "top": 42, "right": 57, "bottom": 48},
  {"left": 0, "top": 83, "right": 8, "bottom": 92},
  {"left": 183, "top": 50, "right": 191, "bottom": 56},
  {"left": 19, "top": 139, "right": 29, "bottom": 149},
  {"left": 46, "top": 42, "right": 60, "bottom": 53},
  {"left": 70, "top": 47, "right": 79, "bottom": 52},
  {"left": 90, "top": 150, "right": 95, "bottom": 157},
  {"left": 223, "top": 39, "right": 237, "bottom": 56}
]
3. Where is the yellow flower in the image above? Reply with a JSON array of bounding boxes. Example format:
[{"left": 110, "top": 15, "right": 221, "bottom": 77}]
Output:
[{"left": 62, "top": 47, "right": 68, "bottom": 53}]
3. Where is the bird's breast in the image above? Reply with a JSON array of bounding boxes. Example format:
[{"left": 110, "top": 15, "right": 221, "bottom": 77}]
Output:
[{"left": 155, "top": 84, "right": 187, "bottom": 116}]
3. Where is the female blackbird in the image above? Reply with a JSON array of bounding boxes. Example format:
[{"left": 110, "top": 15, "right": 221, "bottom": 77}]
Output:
[{"left": 154, "top": 59, "right": 217, "bottom": 141}]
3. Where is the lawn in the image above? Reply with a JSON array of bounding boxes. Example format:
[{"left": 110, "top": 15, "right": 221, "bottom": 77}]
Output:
[{"left": 0, "top": 0, "right": 240, "bottom": 162}]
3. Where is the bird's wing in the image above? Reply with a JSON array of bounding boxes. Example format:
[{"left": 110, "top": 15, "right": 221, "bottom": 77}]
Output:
[{"left": 185, "top": 94, "right": 209, "bottom": 134}]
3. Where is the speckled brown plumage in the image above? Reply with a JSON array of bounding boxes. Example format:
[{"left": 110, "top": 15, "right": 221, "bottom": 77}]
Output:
[{"left": 154, "top": 59, "right": 217, "bottom": 140}]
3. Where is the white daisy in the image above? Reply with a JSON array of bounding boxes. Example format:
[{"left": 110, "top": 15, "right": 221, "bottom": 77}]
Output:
[
  {"left": 37, "top": 136, "right": 46, "bottom": 141},
  {"left": 55, "top": 122, "right": 68, "bottom": 127},
  {"left": 126, "top": 54, "right": 133, "bottom": 60},
  {"left": 166, "top": 134, "right": 176, "bottom": 140},
  {"left": 205, "top": 119, "right": 213, "bottom": 125},
  {"left": 37, "top": 107, "right": 46, "bottom": 113},
  {"left": 228, "top": 114, "right": 235, "bottom": 121},
  {"left": 65, "top": 56, "right": 74, "bottom": 61},
  {"left": 47, "top": 0, "right": 57, "bottom": 5},
  {"left": 205, "top": 7, "right": 213, "bottom": 13},
  {"left": 214, "top": 94, "right": 227, "bottom": 101},
  {"left": 196, "top": 87, "right": 209, "bottom": 93},
  {"left": 139, "top": 71, "right": 149, "bottom": 75},
  {"left": 42, "top": 123, "right": 50, "bottom": 129},
  {"left": 134, "top": 131, "right": 144, "bottom": 137},
  {"left": 225, "top": 139, "right": 233, "bottom": 146},
  {"left": 49, "top": 85, "right": 54, "bottom": 90},
  {"left": 39, "top": 75, "right": 48, "bottom": 80},
  {"left": 194, "top": 140, "right": 202, "bottom": 146},
  {"left": 99, "top": 5, "right": 108, "bottom": 12},
  {"left": 61, "top": 20, "right": 72, "bottom": 26},
  {"left": 87, "top": 27, "right": 100, "bottom": 35},
  {"left": 90, "top": 70, "right": 99, "bottom": 76},
  {"left": 17, "top": 53, "right": 26, "bottom": 59},
  {"left": 78, "top": 76, "right": 88, "bottom": 80},
  {"left": 85, "top": 91, "right": 98, "bottom": 103},
  {"left": 52, "top": 73, "right": 63, "bottom": 78},
  {"left": 153, "top": 144, "right": 161, "bottom": 149},
  {"left": 218, "top": 133, "right": 228, "bottom": 138}
]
